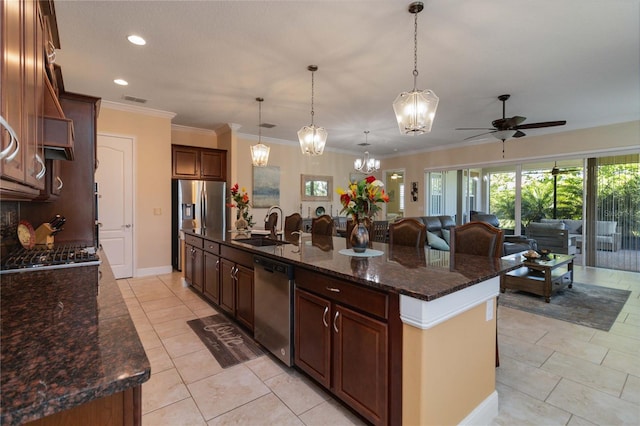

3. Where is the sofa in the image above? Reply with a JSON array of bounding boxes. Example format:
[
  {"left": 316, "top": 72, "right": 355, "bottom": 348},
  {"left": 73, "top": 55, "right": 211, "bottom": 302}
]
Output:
[
  {"left": 406, "top": 214, "right": 535, "bottom": 255},
  {"left": 540, "top": 218, "right": 621, "bottom": 251},
  {"left": 526, "top": 222, "right": 577, "bottom": 255}
]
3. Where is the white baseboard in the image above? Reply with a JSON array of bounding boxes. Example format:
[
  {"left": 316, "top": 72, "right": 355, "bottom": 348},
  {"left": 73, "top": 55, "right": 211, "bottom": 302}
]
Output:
[
  {"left": 459, "top": 390, "right": 499, "bottom": 425},
  {"left": 135, "top": 265, "right": 173, "bottom": 277}
]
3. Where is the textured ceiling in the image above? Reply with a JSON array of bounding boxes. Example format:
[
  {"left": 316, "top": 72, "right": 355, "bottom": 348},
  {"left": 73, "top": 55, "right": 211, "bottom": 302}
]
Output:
[{"left": 54, "top": 0, "right": 640, "bottom": 157}]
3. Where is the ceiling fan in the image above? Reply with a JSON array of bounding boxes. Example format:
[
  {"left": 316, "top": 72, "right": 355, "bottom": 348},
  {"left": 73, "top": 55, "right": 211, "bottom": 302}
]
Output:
[
  {"left": 550, "top": 162, "right": 581, "bottom": 176},
  {"left": 456, "top": 94, "right": 567, "bottom": 142}
]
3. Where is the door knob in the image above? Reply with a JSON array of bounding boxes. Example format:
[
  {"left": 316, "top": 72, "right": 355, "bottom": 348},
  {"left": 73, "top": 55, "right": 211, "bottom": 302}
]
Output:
[{"left": 125, "top": 224, "right": 132, "bottom": 228}]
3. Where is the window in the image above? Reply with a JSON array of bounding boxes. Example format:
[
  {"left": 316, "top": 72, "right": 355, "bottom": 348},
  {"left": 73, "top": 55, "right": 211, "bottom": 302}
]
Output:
[{"left": 429, "top": 172, "right": 443, "bottom": 215}]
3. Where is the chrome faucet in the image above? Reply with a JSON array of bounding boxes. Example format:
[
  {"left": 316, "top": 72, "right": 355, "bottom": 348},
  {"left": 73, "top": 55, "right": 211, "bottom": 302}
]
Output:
[{"left": 265, "top": 205, "right": 283, "bottom": 238}]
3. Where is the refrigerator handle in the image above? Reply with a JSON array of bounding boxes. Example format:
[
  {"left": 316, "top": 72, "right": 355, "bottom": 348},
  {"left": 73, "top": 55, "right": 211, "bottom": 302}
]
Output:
[{"left": 201, "top": 185, "right": 206, "bottom": 230}]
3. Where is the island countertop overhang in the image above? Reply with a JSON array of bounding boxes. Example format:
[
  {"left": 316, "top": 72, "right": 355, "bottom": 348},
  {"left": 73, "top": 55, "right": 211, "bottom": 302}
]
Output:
[{"left": 184, "top": 229, "right": 523, "bottom": 301}]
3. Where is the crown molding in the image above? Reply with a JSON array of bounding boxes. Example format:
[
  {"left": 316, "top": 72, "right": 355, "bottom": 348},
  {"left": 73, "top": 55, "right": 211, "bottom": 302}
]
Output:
[
  {"left": 101, "top": 100, "right": 176, "bottom": 119},
  {"left": 171, "top": 124, "right": 216, "bottom": 136}
]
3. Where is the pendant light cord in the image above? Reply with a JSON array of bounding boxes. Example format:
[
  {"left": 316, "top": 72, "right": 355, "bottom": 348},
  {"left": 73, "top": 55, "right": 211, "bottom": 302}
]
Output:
[
  {"left": 413, "top": 10, "right": 419, "bottom": 91},
  {"left": 310, "top": 70, "right": 315, "bottom": 126},
  {"left": 258, "top": 100, "right": 262, "bottom": 143}
]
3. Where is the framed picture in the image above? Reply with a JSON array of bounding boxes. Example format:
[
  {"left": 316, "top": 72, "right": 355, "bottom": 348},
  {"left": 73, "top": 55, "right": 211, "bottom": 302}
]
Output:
[{"left": 253, "top": 166, "right": 280, "bottom": 207}]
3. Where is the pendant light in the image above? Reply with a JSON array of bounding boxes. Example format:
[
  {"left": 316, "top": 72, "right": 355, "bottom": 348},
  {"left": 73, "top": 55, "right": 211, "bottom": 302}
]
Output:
[
  {"left": 250, "top": 97, "right": 270, "bottom": 167},
  {"left": 392, "top": 1, "right": 439, "bottom": 135},
  {"left": 298, "top": 65, "right": 327, "bottom": 156},
  {"left": 354, "top": 131, "right": 380, "bottom": 173}
]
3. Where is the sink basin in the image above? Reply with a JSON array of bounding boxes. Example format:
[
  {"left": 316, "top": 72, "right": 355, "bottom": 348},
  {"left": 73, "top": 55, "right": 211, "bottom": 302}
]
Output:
[{"left": 238, "top": 238, "right": 289, "bottom": 247}]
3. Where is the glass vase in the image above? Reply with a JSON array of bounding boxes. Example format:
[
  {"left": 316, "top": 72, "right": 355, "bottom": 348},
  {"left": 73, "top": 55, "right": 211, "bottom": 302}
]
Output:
[
  {"left": 235, "top": 208, "right": 248, "bottom": 230},
  {"left": 349, "top": 219, "right": 369, "bottom": 253}
]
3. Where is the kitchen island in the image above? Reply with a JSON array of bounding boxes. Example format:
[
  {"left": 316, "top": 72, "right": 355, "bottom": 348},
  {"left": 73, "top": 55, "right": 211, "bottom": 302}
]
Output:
[
  {"left": 0, "top": 253, "right": 150, "bottom": 426},
  {"left": 184, "top": 229, "right": 522, "bottom": 425}
]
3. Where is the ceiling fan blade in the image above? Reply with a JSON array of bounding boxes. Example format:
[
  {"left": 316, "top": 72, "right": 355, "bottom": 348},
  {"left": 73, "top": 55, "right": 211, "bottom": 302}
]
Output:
[
  {"left": 455, "top": 127, "right": 495, "bottom": 130},
  {"left": 491, "top": 118, "right": 508, "bottom": 129},
  {"left": 506, "top": 116, "right": 527, "bottom": 127},
  {"left": 515, "top": 120, "right": 567, "bottom": 130},
  {"left": 513, "top": 130, "right": 526, "bottom": 138},
  {"left": 464, "top": 131, "right": 495, "bottom": 141}
]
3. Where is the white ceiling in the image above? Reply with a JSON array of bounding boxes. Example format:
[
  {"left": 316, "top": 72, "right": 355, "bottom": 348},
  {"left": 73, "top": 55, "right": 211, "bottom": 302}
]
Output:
[{"left": 53, "top": 0, "right": 640, "bottom": 157}]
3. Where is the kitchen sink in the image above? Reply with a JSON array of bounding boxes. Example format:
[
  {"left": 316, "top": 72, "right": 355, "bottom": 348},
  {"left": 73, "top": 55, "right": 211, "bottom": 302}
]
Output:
[{"left": 237, "top": 238, "right": 290, "bottom": 247}]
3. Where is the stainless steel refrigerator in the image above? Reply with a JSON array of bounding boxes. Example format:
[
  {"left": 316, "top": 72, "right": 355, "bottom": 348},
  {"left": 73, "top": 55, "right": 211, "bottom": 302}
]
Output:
[{"left": 172, "top": 180, "right": 228, "bottom": 270}]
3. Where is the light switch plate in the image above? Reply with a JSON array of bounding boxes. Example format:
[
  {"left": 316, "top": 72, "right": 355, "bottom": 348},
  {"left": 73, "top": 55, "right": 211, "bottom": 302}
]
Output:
[{"left": 486, "top": 299, "right": 494, "bottom": 321}]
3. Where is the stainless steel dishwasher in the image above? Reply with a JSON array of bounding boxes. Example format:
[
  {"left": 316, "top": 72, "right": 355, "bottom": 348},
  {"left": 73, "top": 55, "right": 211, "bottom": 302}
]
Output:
[{"left": 253, "top": 255, "right": 294, "bottom": 366}]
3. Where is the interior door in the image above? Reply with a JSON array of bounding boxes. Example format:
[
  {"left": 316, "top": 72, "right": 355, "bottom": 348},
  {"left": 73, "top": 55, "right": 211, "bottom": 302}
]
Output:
[{"left": 96, "top": 134, "right": 134, "bottom": 278}]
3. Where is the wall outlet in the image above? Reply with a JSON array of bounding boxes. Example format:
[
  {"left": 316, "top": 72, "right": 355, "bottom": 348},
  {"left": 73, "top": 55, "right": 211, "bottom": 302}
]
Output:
[{"left": 153, "top": 208, "right": 162, "bottom": 216}]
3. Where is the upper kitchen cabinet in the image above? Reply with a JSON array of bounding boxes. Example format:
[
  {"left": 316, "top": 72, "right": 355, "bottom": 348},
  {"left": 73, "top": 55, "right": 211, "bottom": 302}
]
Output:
[
  {"left": 172, "top": 144, "right": 227, "bottom": 181},
  {"left": 21, "top": 92, "right": 101, "bottom": 246},
  {"left": 1, "top": 0, "right": 47, "bottom": 199}
]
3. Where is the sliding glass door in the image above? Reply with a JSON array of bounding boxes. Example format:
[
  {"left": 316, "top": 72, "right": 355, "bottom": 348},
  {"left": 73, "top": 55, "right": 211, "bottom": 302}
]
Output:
[{"left": 588, "top": 155, "right": 640, "bottom": 271}]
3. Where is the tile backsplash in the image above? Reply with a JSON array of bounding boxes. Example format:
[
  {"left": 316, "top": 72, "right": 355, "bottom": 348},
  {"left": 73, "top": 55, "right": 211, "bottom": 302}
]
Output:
[{"left": 1, "top": 201, "right": 19, "bottom": 255}]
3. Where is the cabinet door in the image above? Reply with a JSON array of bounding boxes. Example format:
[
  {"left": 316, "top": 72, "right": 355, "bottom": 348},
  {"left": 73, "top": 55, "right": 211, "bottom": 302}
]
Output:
[
  {"left": 333, "top": 304, "right": 388, "bottom": 426},
  {"left": 203, "top": 252, "right": 220, "bottom": 304},
  {"left": 1, "top": 0, "right": 27, "bottom": 183},
  {"left": 200, "top": 150, "right": 226, "bottom": 180},
  {"left": 219, "top": 258, "right": 236, "bottom": 315},
  {"left": 294, "top": 289, "right": 331, "bottom": 388},
  {"left": 235, "top": 264, "right": 254, "bottom": 331},
  {"left": 191, "top": 247, "right": 203, "bottom": 292},
  {"left": 22, "top": 0, "right": 44, "bottom": 190},
  {"left": 184, "top": 244, "right": 195, "bottom": 286},
  {"left": 172, "top": 145, "right": 199, "bottom": 179}
]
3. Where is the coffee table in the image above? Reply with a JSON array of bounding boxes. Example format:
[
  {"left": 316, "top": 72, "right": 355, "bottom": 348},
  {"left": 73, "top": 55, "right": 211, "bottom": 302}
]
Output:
[{"left": 501, "top": 253, "right": 574, "bottom": 302}]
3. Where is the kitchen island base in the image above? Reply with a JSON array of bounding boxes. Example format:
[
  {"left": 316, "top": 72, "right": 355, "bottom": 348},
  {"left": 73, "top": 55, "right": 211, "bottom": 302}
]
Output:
[{"left": 401, "top": 276, "right": 500, "bottom": 425}]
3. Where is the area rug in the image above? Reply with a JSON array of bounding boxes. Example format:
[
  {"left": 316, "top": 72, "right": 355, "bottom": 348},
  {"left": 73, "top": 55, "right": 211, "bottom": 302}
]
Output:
[
  {"left": 187, "top": 315, "right": 263, "bottom": 368},
  {"left": 499, "top": 283, "right": 630, "bottom": 331}
]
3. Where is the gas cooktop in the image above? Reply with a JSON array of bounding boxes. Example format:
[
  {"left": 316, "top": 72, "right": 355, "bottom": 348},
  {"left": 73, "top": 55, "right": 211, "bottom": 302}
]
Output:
[{"left": 1, "top": 244, "right": 101, "bottom": 273}]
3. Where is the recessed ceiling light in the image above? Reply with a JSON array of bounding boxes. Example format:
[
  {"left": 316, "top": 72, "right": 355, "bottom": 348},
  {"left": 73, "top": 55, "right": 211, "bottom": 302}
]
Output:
[
  {"left": 127, "top": 35, "right": 146, "bottom": 46},
  {"left": 114, "top": 79, "right": 129, "bottom": 86}
]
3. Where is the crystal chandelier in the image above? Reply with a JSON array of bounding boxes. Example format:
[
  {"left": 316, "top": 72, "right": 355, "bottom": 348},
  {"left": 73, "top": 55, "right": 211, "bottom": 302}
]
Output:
[
  {"left": 298, "top": 65, "right": 327, "bottom": 156},
  {"left": 250, "top": 97, "right": 270, "bottom": 167},
  {"left": 392, "top": 1, "right": 439, "bottom": 135},
  {"left": 354, "top": 131, "right": 380, "bottom": 173}
]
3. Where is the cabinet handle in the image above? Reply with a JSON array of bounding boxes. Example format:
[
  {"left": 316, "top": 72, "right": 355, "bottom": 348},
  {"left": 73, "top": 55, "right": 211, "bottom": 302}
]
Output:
[
  {"left": 326, "top": 287, "right": 341, "bottom": 293},
  {"left": 35, "top": 153, "right": 46, "bottom": 180},
  {"left": 333, "top": 311, "right": 339, "bottom": 333},
  {"left": 215, "top": 259, "right": 220, "bottom": 271},
  {"left": 47, "top": 40, "right": 56, "bottom": 63},
  {"left": 0, "top": 114, "right": 19, "bottom": 161},
  {"left": 56, "top": 176, "right": 63, "bottom": 190},
  {"left": 322, "top": 306, "right": 329, "bottom": 328}
]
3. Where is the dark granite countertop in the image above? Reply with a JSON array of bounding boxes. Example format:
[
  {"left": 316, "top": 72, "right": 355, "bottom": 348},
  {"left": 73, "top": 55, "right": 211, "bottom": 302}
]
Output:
[
  {"left": 0, "top": 252, "right": 150, "bottom": 425},
  {"left": 186, "top": 229, "right": 523, "bottom": 302}
]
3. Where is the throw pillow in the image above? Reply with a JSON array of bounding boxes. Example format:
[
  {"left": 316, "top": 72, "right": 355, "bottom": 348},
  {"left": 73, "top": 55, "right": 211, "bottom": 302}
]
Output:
[
  {"left": 427, "top": 231, "right": 450, "bottom": 251},
  {"left": 442, "top": 228, "right": 451, "bottom": 245}
]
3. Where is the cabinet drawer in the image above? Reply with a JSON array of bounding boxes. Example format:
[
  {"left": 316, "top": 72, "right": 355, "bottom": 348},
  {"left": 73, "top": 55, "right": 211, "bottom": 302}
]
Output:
[
  {"left": 220, "top": 245, "right": 253, "bottom": 269},
  {"left": 184, "top": 234, "right": 203, "bottom": 248},
  {"left": 203, "top": 240, "right": 219, "bottom": 254},
  {"left": 295, "top": 268, "right": 388, "bottom": 320}
]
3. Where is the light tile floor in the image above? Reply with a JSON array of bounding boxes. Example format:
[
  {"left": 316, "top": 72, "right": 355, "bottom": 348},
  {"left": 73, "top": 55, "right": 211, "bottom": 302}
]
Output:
[{"left": 117, "top": 266, "right": 640, "bottom": 425}]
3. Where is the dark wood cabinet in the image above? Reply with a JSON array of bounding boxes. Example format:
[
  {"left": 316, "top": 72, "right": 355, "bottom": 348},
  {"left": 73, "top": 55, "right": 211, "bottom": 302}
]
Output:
[
  {"left": 294, "top": 269, "right": 390, "bottom": 426},
  {"left": 20, "top": 93, "right": 100, "bottom": 246},
  {"left": 203, "top": 251, "right": 220, "bottom": 304},
  {"left": 295, "top": 289, "right": 331, "bottom": 388},
  {"left": 219, "top": 257, "right": 254, "bottom": 332},
  {"left": 184, "top": 235, "right": 204, "bottom": 292},
  {"left": 1, "top": 0, "right": 46, "bottom": 199},
  {"left": 234, "top": 264, "right": 254, "bottom": 331},
  {"left": 171, "top": 144, "right": 226, "bottom": 181}
]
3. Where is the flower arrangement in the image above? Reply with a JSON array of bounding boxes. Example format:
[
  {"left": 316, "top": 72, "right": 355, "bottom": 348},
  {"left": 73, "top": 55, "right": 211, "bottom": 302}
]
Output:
[
  {"left": 227, "top": 183, "right": 255, "bottom": 228},
  {"left": 337, "top": 176, "right": 389, "bottom": 221}
]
